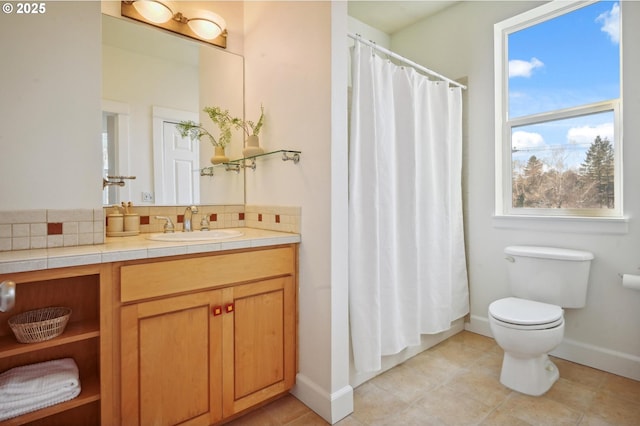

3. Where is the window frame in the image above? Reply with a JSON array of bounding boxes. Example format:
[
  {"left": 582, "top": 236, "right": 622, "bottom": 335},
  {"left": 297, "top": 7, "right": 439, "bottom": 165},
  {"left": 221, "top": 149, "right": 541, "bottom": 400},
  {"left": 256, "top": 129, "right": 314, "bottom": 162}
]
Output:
[{"left": 494, "top": 0, "right": 623, "bottom": 219}]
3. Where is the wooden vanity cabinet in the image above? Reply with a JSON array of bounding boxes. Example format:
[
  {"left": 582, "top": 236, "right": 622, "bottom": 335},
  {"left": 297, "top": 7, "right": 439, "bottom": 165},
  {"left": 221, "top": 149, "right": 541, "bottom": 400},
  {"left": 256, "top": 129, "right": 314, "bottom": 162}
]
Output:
[
  {"left": 0, "top": 264, "right": 113, "bottom": 426},
  {"left": 118, "top": 245, "right": 298, "bottom": 426}
]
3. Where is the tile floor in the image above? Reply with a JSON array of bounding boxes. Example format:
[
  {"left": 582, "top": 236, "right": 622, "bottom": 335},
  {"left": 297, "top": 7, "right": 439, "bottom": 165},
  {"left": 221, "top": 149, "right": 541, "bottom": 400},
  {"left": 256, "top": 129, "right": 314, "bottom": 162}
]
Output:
[{"left": 226, "top": 331, "right": 640, "bottom": 426}]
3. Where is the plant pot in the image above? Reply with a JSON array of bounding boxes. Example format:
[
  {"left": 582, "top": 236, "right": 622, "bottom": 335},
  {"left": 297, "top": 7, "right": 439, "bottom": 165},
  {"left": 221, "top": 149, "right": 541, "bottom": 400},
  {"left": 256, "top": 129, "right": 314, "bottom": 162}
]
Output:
[
  {"left": 211, "top": 146, "right": 229, "bottom": 164},
  {"left": 242, "top": 135, "right": 264, "bottom": 158}
]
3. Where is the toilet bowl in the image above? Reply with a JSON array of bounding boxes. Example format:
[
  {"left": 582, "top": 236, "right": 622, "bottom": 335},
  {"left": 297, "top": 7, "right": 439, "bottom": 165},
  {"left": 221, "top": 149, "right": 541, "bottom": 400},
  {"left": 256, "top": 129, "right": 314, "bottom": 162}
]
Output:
[
  {"left": 489, "top": 297, "right": 564, "bottom": 396},
  {"left": 489, "top": 245, "right": 593, "bottom": 396}
]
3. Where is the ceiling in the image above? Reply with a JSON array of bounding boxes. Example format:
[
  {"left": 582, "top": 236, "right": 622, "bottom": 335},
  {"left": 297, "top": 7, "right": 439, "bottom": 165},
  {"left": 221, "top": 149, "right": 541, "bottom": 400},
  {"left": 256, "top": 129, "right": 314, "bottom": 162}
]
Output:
[{"left": 348, "top": 1, "right": 459, "bottom": 34}]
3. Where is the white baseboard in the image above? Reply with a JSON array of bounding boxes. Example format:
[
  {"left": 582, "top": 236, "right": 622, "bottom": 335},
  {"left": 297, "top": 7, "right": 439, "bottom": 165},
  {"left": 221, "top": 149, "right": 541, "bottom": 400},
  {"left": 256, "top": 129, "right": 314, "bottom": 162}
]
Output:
[
  {"left": 465, "top": 315, "right": 640, "bottom": 381},
  {"left": 465, "top": 314, "right": 492, "bottom": 337},
  {"left": 291, "top": 374, "right": 354, "bottom": 425},
  {"left": 551, "top": 338, "right": 640, "bottom": 381}
]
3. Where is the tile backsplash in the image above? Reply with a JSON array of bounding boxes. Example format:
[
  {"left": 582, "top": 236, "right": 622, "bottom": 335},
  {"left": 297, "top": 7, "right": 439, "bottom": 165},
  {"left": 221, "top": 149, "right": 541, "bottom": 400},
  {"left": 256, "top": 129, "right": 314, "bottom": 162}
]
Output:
[
  {"left": 103, "top": 204, "right": 246, "bottom": 235},
  {"left": 0, "top": 209, "right": 104, "bottom": 252},
  {"left": 244, "top": 205, "right": 301, "bottom": 233},
  {"left": 0, "top": 205, "right": 301, "bottom": 252}
]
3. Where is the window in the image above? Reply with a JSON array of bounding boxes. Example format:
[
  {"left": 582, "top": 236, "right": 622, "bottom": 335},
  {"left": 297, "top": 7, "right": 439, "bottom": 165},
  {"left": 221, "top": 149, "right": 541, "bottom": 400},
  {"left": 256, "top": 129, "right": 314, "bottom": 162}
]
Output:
[{"left": 495, "top": 1, "right": 622, "bottom": 218}]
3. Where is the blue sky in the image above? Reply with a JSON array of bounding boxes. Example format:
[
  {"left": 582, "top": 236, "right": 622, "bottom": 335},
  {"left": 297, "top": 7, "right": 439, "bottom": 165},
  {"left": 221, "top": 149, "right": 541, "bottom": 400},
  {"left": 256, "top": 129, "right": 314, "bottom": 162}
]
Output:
[{"left": 509, "top": 1, "right": 620, "bottom": 171}]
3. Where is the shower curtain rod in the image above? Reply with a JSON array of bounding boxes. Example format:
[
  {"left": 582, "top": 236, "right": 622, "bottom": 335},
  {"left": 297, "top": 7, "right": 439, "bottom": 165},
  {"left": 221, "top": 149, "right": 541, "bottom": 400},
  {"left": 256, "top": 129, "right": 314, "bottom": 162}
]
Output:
[{"left": 347, "top": 32, "right": 467, "bottom": 90}]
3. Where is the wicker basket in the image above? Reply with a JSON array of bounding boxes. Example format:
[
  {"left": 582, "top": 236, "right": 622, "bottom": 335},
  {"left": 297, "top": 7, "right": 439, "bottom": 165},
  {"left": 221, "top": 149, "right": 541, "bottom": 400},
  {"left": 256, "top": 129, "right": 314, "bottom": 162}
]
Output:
[{"left": 8, "top": 307, "right": 72, "bottom": 343}]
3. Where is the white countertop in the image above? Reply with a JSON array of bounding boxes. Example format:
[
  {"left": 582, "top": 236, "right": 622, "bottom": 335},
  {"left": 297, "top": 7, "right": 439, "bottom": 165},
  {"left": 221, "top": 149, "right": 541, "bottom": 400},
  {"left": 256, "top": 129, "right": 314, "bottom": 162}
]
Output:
[{"left": 0, "top": 228, "right": 301, "bottom": 274}]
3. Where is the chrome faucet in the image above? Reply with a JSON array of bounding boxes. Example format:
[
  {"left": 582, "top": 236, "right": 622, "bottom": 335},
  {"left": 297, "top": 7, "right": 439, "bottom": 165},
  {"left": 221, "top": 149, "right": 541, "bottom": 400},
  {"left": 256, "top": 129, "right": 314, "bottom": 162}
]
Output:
[
  {"left": 155, "top": 216, "right": 175, "bottom": 233},
  {"left": 183, "top": 205, "right": 198, "bottom": 232}
]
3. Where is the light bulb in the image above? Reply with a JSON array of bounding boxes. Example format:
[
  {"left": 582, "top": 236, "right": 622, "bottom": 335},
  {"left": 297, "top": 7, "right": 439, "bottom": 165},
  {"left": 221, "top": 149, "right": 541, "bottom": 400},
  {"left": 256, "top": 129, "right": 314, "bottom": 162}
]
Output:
[
  {"left": 187, "top": 18, "right": 222, "bottom": 40},
  {"left": 132, "top": 0, "right": 173, "bottom": 24}
]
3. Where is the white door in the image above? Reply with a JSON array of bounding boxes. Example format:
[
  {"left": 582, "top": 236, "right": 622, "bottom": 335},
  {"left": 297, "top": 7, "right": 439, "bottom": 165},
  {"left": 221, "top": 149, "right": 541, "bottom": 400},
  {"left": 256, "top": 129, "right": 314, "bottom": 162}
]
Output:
[
  {"left": 153, "top": 107, "right": 200, "bottom": 205},
  {"left": 162, "top": 120, "right": 199, "bottom": 204}
]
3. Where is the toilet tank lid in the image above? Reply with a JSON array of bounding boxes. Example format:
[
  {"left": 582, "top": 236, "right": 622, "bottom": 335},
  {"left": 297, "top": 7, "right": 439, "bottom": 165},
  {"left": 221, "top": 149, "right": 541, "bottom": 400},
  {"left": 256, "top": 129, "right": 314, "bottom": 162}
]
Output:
[{"left": 505, "top": 246, "right": 594, "bottom": 261}]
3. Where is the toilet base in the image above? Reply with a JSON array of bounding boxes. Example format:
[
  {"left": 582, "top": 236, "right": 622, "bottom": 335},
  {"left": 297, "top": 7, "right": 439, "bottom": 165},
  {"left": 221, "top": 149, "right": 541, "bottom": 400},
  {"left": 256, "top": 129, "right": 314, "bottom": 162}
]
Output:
[{"left": 500, "top": 352, "right": 559, "bottom": 396}]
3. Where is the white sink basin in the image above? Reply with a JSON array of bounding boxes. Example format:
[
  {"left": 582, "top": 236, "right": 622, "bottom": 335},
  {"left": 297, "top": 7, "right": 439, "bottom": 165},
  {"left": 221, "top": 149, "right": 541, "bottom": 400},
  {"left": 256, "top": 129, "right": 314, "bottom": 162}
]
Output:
[{"left": 146, "top": 230, "right": 243, "bottom": 242}]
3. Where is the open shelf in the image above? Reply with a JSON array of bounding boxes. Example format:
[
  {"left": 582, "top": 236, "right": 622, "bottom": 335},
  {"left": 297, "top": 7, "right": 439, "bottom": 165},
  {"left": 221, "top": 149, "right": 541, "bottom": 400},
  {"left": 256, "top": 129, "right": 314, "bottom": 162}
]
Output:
[
  {"left": 200, "top": 150, "right": 301, "bottom": 175},
  {"left": 0, "top": 374, "right": 100, "bottom": 426},
  {"left": 230, "top": 149, "right": 301, "bottom": 163},
  {"left": 0, "top": 321, "right": 99, "bottom": 359}
]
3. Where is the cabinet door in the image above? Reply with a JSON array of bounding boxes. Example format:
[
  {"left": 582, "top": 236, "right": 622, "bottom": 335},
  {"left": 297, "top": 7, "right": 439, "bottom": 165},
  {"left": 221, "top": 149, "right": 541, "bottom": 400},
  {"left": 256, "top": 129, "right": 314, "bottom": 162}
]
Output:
[
  {"left": 121, "top": 291, "right": 223, "bottom": 426},
  {"left": 222, "top": 276, "right": 296, "bottom": 417}
]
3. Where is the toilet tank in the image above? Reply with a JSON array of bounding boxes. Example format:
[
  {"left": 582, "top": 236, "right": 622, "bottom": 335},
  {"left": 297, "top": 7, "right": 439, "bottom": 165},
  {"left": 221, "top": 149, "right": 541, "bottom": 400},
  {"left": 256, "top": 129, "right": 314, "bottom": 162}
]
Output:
[{"left": 504, "top": 246, "right": 594, "bottom": 308}]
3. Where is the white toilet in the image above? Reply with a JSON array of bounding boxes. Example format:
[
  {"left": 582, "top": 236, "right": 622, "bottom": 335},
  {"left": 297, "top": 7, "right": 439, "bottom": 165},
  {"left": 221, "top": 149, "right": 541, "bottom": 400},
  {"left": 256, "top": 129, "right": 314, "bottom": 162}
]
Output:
[{"left": 488, "top": 245, "right": 594, "bottom": 396}]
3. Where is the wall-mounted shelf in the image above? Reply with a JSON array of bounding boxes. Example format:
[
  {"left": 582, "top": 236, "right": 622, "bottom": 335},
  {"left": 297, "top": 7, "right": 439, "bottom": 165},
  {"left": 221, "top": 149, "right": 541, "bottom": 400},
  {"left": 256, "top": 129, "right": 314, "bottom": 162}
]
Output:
[{"left": 200, "top": 150, "right": 301, "bottom": 176}]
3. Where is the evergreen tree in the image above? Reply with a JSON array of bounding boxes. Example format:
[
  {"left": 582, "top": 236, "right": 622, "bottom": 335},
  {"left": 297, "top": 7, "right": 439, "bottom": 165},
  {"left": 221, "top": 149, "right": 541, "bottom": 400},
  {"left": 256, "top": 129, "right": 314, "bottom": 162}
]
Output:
[
  {"left": 522, "top": 155, "right": 544, "bottom": 207},
  {"left": 579, "top": 136, "right": 614, "bottom": 208}
]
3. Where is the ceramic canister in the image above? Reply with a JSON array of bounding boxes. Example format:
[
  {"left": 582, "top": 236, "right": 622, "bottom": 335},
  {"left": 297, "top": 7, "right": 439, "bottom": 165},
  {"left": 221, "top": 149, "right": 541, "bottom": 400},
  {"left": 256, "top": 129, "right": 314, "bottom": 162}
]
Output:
[
  {"left": 124, "top": 214, "right": 140, "bottom": 233},
  {"left": 107, "top": 214, "right": 124, "bottom": 234}
]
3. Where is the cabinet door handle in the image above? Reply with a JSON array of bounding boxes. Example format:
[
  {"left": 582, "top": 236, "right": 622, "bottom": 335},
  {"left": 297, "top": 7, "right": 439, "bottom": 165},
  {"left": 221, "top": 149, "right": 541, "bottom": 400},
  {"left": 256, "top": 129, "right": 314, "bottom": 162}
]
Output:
[
  {"left": 0, "top": 280, "right": 16, "bottom": 312},
  {"left": 224, "top": 303, "right": 234, "bottom": 314},
  {"left": 212, "top": 306, "right": 223, "bottom": 316}
]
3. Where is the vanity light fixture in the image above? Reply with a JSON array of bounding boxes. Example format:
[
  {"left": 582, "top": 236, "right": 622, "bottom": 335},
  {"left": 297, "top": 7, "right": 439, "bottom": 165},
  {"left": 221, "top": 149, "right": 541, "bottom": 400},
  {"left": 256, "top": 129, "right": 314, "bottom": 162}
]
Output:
[{"left": 121, "top": 1, "right": 227, "bottom": 48}]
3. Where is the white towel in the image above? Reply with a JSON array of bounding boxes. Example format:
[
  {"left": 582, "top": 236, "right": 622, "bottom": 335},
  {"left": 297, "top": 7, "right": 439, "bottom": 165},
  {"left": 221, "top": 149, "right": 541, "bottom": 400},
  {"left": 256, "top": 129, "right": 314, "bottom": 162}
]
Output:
[{"left": 0, "top": 358, "right": 81, "bottom": 421}]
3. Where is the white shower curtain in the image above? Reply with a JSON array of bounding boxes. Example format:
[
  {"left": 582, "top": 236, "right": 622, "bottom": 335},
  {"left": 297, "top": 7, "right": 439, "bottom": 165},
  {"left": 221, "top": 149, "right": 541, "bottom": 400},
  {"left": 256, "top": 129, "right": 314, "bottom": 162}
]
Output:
[{"left": 349, "top": 41, "right": 470, "bottom": 373}]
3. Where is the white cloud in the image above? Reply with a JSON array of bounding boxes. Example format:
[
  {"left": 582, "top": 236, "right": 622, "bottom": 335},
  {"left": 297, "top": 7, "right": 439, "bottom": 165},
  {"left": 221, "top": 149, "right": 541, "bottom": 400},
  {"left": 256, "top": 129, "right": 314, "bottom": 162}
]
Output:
[
  {"left": 509, "top": 57, "right": 544, "bottom": 78},
  {"left": 512, "top": 131, "right": 545, "bottom": 151},
  {"left": 567, "top": 123, "right": 614, "bottom": 145},
  {"left": 596, "top": 3, "right": 620, "bottom": 44}
]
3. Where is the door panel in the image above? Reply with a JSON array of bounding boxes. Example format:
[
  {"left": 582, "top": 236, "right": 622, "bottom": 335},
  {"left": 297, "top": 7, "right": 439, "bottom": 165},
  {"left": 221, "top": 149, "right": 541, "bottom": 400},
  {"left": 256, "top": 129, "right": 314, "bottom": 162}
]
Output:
[
  {"left": 161, "top": 120, "right": 199, "bottom": 205},
  {"left": 222, "top": 277, "right": 296, "bottom": 416},
  {"left": 234, "top": 288, "right": 285, "bottom": 398},
  {"left": 139, "top": 306, "right": 209, "bottom": 425},
  {"left": 151, "top": 106, "right": 199, "bottom": 205},
  {"left": 121, "top": 291, "right": 223, "bottom": 426}
]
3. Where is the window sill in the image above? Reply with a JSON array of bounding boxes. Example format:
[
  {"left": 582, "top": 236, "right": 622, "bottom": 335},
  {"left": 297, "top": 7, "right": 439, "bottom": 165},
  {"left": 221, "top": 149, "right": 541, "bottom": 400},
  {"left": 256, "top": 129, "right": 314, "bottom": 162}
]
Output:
[{"left": 492, "top": 215, "right": 629, "bottom": 235}]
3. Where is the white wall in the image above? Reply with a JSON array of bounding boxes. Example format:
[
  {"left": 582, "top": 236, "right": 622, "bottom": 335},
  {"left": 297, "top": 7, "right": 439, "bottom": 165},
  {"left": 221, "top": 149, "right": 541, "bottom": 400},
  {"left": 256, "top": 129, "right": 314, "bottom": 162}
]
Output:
[
  {"left": 0, "top": 2, "right": 102, "bottom": 209},
  {"left": 347, "top": 15, "right": 390, "bottom": 47},
  {"left": 392, "top": 1, "right": 640, "bottom": 379},
  {"left": 243, "top": 1, "right": 352, "bottom": 423}
]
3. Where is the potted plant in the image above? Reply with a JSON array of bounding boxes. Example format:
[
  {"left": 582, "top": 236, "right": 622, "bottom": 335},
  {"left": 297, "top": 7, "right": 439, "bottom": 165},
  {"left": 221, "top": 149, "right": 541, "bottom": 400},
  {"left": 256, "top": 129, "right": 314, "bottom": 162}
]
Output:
[
  {"left": 176, "top": 106, "right": 236, "bottom": 164},
  {"left": 238, "top": 105, "right": 265, "bottom": 157}
]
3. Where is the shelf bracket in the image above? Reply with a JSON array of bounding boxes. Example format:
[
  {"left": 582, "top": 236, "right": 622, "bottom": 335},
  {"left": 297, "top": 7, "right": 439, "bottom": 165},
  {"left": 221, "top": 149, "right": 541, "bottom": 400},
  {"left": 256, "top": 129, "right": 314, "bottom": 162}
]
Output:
[
  {"left": 225, "top": 163, "right": 241, "bottom": 173},
  {"left": 200, "top": 167, "right": 215, "bottom": 177},
  {"left": 282, "top": 151, "right": 300, "bottom": 164},
  {"left": 244, "top": 159, "right": 257, "bottom": 170}
]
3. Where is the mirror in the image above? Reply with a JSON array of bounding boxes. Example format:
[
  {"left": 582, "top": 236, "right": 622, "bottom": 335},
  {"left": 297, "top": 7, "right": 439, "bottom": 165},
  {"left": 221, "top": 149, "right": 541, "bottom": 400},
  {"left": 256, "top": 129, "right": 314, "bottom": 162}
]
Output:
[{"left": 102, "top": 13, "right": 244, "bottom": 206}]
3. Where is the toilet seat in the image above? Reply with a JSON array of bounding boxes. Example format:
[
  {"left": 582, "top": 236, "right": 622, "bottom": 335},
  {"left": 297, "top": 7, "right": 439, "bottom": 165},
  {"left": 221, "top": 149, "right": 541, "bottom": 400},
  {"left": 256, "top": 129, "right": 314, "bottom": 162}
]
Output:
[{"left": 489, "top": 297, "right": 563, "bottom": 330}]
